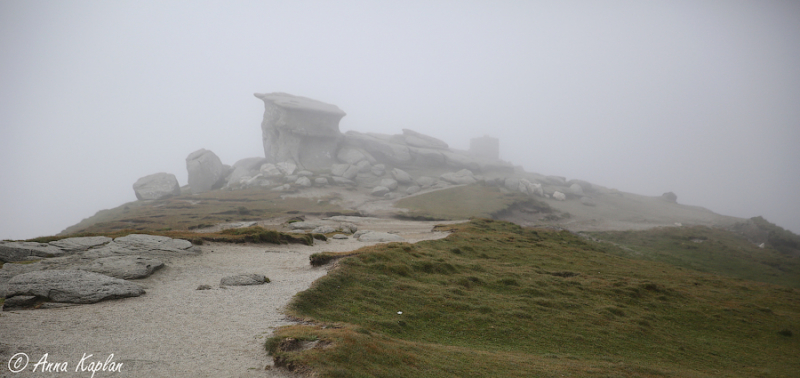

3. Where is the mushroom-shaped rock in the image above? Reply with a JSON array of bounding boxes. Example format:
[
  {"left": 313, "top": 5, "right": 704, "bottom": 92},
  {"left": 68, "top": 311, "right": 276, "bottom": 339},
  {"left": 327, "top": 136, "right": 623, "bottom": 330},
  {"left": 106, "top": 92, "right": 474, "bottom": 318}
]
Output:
[{"left": 255, "top": 92, "right": 346, "bottom": 170}]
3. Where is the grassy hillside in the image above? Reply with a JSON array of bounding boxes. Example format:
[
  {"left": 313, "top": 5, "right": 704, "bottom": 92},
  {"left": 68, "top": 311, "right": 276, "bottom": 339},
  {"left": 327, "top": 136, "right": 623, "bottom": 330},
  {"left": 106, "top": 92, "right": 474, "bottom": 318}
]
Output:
[
  {"left": 59, "top": 187, "right": 354, "bottom": 235},
  {"left": 268, "top": 219, "right": 799, "bottom": 377},
  {"left": 589, "top": 225, "right": 800, "bottom": 288},
  {"left": 394, "top": 185, "right": 560, "bottom": 221}
]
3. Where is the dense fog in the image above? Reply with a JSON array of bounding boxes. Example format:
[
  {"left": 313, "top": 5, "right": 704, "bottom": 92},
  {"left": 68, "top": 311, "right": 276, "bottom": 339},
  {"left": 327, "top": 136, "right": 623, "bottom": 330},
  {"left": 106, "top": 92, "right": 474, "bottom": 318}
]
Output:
[{"left": 1, "top": 1, "right": 798, "bottom": 239}]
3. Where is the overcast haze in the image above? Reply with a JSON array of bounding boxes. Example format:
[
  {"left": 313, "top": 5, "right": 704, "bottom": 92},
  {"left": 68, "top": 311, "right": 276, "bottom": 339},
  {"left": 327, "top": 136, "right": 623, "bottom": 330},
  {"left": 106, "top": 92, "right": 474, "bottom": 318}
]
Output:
[{"left": 1, "top": 1, "right": 799, "bottom": 240}]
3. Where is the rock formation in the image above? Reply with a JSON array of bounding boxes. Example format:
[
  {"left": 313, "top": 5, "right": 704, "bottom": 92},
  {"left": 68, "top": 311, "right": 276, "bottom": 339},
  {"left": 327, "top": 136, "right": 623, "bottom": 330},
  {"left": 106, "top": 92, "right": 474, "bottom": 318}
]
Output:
[
  {"left": 1, "top": 234, "right": 198, "bottom": 308},
  {"left": 133, "top": 172, "right": 181, "bottom": 200},
  {"left": 255, "top": 92, "right": 347, "bottom": 170}
]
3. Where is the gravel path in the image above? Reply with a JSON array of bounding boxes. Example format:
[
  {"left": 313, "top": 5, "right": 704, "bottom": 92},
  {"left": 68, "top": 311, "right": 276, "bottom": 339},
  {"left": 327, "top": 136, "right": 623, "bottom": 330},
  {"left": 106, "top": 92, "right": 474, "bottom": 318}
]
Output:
[{"left": 0, "top": 219, "right": 458, "bottom": 378}]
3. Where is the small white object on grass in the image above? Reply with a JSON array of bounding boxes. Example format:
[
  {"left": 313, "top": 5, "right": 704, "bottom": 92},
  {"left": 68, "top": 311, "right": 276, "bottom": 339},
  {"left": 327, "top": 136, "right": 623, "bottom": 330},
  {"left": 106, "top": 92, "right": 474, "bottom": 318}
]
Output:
[{"left": 397, "top": 311, "right": 403, "bottom": 315}]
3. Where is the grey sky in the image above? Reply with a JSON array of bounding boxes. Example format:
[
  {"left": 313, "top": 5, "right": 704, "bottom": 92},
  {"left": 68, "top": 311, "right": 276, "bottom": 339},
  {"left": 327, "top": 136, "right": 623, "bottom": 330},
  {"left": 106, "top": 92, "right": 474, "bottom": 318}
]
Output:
[{"left": 1, "top": 1, "right": 799, "bottom": 239}]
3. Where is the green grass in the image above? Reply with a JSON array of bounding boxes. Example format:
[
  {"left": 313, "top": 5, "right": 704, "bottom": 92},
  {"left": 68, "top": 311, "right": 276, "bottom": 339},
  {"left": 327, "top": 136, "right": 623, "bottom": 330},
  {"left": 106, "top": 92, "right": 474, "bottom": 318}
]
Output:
[
  {"left": 394, "top": 184, "right": 554, "bottom": 220},
  {"left": 268, "top": 219, "right": 800, "bottom": 377},
  {"left": 58, "top": 187, "right": 355, "bottom": 235},
  {"left": 590, "top": 225, "right": 800, "bottom": 288}
]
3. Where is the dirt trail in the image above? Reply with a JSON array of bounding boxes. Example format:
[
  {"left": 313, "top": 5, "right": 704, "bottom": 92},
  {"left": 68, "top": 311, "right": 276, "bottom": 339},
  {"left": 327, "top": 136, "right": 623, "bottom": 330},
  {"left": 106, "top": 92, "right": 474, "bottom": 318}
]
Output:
[{"left": 0, "top": 219, "right": 458, "bottom": 378}]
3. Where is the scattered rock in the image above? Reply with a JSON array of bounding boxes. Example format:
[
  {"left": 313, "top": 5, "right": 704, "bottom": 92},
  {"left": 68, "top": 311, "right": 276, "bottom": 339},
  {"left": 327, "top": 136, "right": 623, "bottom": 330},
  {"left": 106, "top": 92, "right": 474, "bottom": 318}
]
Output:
[
  {"left": 553, "top": 191, "right": 566, "bottom": 201},
  {"left": 276, "top": 161, "right": 297, "bottom": 176},
  {"left": 342, "top": 164, "right": 360, "bottom": 180},
  {"left": 260, "top": 163, "right": 283, "bottom": 178},
  {"left": 332, "top": 234, "right": 349, "bottom": 240},
  {"left": 567, "top": 179, "right": 593, "bottom": 193},
  {"left": 314, "top": 177, "right": 329, "bottom": 186},
  {"left": 570, "top": 183, "right": 584, "bottom": 196},
  {"left": 415, "top": 176, "right": 436, "bottom": 187},
  {"left": 337, "top": 147, "right": 369, "bottom": 165},
  {"left": 133, "top": 172, "right": 181, "bottom": 200},
  {"left": 331, "top": 164, "right": 349, "bottom": 177},
  {"left": 371, "top": 186, "right": 390, "bottom": 197},
  {"left": 441, "top": 169, "right": 477, "bottom": 185},
  {"left": 6, "top": 270, "right": 145, "bottom": 304},
  {"left": 331, "top": 177, "right": 356, "bottom": 186},
  {"left": 406, "top": 185, "right": 421, "bottom": 194},
  {"left": 356, "top": 160, "right": 372, "bottom": 173},
  {"left": 380, "top": 178, "right": 398, "bottom": 191},
  {"left": 371, "top": 164, "right": 386, "bottom": 176},
  {"left": 289, "top": 221, "right": 321, "bottom": 230},
  {"left": 312, "top": 226, "right": 337, "bottom": 234},
  {"left": 220, "top": 273, "right": 269, "bottom": 286},
  {"left": 662, "top": 191, "right": 678, "bottom": 203},
  {"left": 358, "top": 232, "right": 405, "bottom": 242},
  {"left": 196, "top": 284, "right": 212, "bottom": 290},
  {"left": 295, "top": 176, "right": 312, "bottom": 187}
]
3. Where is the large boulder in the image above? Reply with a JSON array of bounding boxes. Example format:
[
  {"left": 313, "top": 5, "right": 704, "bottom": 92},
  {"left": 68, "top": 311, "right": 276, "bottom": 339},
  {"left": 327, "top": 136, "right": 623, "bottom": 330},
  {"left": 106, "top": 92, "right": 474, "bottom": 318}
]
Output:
[
  {"left": 255, "top": 92, "right": 346, "bottom": 170},
  {"left": 6, "top": 270, "right": 145, "bottom": 304},
  {"left": 391, "top": 168, "right": 413, "bottom": 184},
  {"left": 186, "top": 149, "right": 225, "bottom": 194},
  {"left": 133, "top": 172, "right": 181, "bottom": 200}
]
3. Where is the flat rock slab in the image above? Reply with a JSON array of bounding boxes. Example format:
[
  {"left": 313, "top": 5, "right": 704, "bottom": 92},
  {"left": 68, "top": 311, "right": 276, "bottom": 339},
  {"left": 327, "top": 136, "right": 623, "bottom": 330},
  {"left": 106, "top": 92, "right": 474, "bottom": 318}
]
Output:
[
  {"left": 49, "top": 236, "right": 112, "bottom": 252},
  {"left": 358, "top": 232, "right": 405, "bottom": 243},
  {"left": 0, "top": 242, "right": 65, "bottom": 262},
  {"left": 220, "top": 274, "right": 268, "bottom": 286},
  {"left": 84, "top": 256, "right": 165, "bottom": 280},
  {"left": 7, "top": 270, "right": 145, "bottom": 304},
  {"left": 83, "top": 234, "right": 198, "bottom": 259}
]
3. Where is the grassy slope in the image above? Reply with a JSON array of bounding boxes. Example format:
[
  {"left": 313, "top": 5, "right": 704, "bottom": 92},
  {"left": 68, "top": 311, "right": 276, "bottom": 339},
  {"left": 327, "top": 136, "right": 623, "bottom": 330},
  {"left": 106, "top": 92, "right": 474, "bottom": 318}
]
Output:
[
  {"left": 269, "top": 219, "right": 799, "bottom": 378},
  {"left": 394, "top": 185, "right": 556, "bottom": 220},
  {"left": 589, "top": 226, "right": 800, "bottom": 288},
  {"left": 58, "top": 187, "right": 353, "bottom": 235}
]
